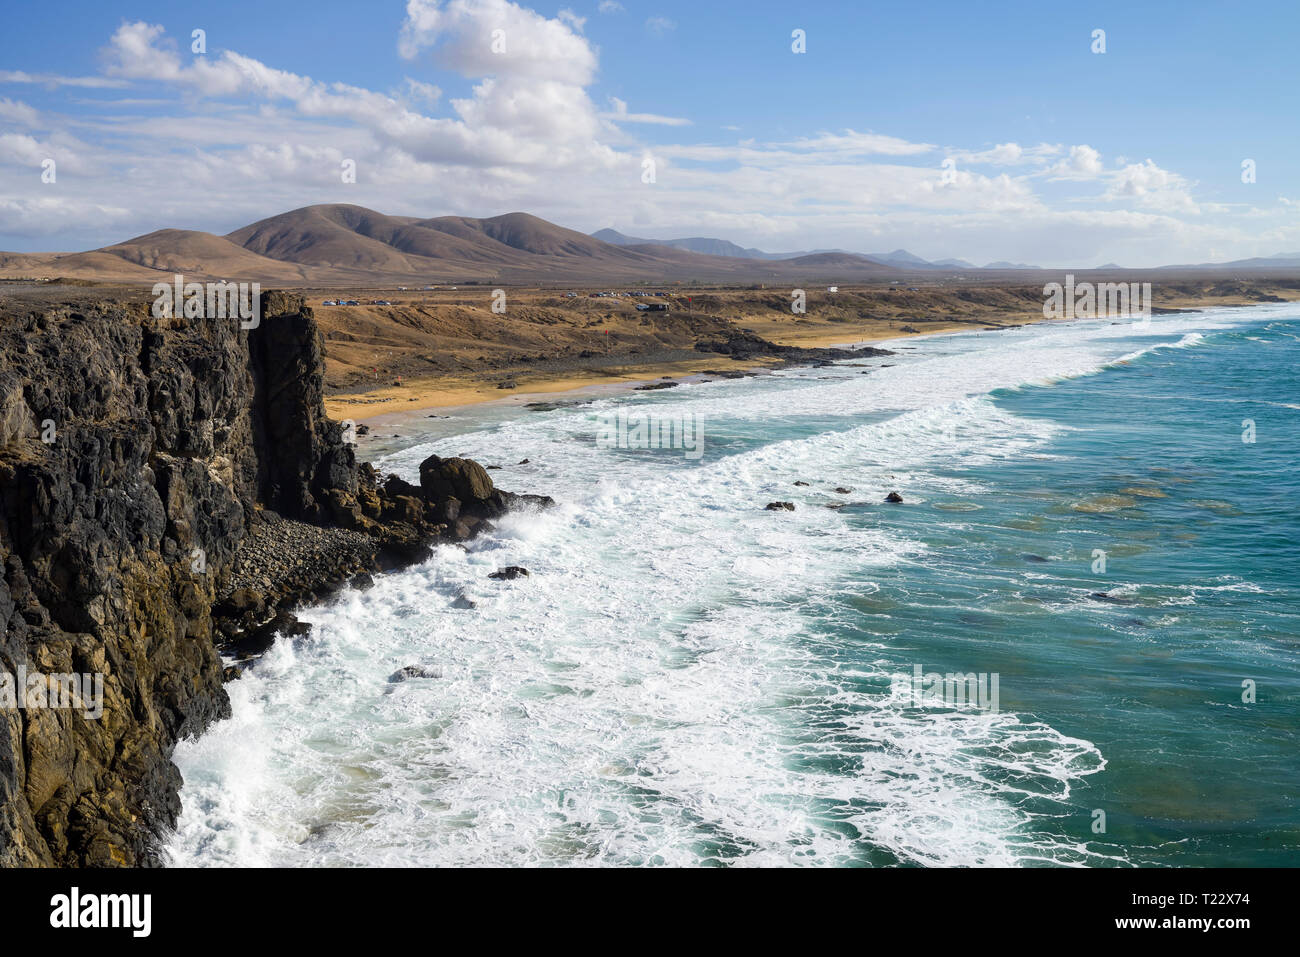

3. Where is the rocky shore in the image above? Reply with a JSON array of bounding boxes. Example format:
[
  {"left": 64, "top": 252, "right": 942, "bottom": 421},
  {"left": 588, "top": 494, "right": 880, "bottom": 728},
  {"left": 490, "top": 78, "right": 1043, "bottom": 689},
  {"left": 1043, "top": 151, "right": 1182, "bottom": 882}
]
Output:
[{"left": 0, "top": 291, "right": 546, "bottom": 866}]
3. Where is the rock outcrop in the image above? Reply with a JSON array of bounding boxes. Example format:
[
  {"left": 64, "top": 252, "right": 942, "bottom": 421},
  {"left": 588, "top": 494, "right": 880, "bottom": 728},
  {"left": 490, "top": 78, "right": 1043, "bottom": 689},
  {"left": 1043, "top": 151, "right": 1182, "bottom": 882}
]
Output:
[{"left": 0, "top": 291, "right": 547, "bottom": 866}]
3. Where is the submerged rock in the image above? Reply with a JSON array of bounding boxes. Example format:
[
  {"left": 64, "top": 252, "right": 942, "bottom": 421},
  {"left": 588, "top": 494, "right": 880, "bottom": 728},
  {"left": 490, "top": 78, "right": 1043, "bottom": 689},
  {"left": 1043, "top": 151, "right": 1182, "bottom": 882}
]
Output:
[
  {"left": 489, "top": 566, "right": 530, "bottom": 580},
  {"left": 884, "top": 491, "right": 904, "bottom": 503},
  {"left": 765, "top": 501, "right": 796, "bottom": 511},
  {"left": 388, "top": 665, "right": 441, "bottom": 682},
  {"left": 1089, "top": 592, "right": 1135, "bottom": 605}
]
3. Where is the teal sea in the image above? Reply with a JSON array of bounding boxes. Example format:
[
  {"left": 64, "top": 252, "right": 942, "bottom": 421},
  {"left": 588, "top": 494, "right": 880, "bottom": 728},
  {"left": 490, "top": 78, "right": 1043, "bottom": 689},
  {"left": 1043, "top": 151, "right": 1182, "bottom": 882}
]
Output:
[{"left": 167, "top": 304, "right": 1300, "bottom": 867}]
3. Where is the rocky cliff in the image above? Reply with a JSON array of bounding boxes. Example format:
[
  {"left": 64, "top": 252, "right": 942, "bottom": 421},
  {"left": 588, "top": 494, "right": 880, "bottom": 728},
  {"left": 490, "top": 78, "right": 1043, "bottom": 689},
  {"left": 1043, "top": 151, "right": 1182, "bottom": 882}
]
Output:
[{"left": 0, "top": 291, "right": 545, "bottom": 866}]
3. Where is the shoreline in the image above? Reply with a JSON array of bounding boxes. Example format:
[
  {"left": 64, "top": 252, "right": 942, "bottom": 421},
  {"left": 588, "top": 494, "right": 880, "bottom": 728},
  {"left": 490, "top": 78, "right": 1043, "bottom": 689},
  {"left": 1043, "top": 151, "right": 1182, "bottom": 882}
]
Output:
[
  {"left": 322, "top": 290, "right": 1296, "bottom": 424},
  {"left": 325, "top": 318, "right": 1017, "bottom": 424}
]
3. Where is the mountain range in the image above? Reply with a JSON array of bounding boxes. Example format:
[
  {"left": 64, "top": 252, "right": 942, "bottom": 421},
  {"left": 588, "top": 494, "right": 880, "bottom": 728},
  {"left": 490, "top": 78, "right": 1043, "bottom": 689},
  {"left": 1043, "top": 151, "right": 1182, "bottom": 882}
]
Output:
[
  {"left": 3, "top": 205, "right": 1300, "bottom": 286},
  {"left": 594, "top": 228, "right": 981, "bottom": 270},
  {"left": 0, "top": 205, "right": 897, "bottom": 285}
]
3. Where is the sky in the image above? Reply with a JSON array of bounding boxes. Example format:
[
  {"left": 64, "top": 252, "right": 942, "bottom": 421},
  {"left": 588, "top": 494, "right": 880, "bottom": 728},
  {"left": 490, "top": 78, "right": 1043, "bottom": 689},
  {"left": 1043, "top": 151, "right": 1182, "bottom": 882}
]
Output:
[{"left": 1, "top": 0, "right": 1298, "bottom": 266}]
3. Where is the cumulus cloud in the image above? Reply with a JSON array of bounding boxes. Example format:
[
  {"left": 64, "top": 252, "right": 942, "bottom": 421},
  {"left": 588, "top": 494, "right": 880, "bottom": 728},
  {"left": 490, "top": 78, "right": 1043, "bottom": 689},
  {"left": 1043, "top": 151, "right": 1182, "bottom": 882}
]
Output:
[
  {"left": 0, "top": 1, "right": 1258, "bottom": 266},
  {"left": 1104, "top": 159, "right": 1198, "bottom": 213},
  {"left": 1047, "top": 144, "right": 1105, "bottom": 180},
  {"left": 397, "top": 0, "right": 597, "bottom": 84}
]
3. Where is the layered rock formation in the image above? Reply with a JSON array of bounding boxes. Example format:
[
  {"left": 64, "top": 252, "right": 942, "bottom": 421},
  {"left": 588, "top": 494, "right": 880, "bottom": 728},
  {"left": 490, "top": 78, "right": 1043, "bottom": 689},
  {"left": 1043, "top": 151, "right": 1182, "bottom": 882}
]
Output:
[{"left": 0, "top": 291, "right": 545, "bottom": 866}]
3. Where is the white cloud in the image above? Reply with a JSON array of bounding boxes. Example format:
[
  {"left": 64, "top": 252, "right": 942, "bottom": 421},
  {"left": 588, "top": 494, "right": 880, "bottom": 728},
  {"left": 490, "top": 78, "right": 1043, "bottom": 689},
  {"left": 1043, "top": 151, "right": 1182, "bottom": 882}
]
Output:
[
  {"left": 0, "top": 70, "right": 127, "bottom": 89},
  {"left": 400, "top": 77, "right": 443, "bottom": 106},
  {"left": 557, "top": 8, "right": 586, "bottom": 32},
  {"left": 645, "top": 17, "right": 676, "bottom": 35},
  {"left": 0, "top": 98, "right": 39, "bottom": 127},
  {"left": 1104, "top": 159, "right": 1198, "bottom": 213},
  {"left": 598, "top": 1, "right": 624, "bottom": 12},
  {"left": 1047, "top": 144, "right": 1105, "bottom": 180},
  {"left": 775, "top": 130, "right": 935, "bottom": 157},
  {"left": 601, "top": 96, "right": 691, "bottom": 126},
  {"left": 0, "top": 3, "right": 1266, "bottom": 267},
  {"left": 397, "top": 0, "right": 597, "bottom": 84},
  {"left": 952, "top": 142, "right": 1060, "bottom": 166}
]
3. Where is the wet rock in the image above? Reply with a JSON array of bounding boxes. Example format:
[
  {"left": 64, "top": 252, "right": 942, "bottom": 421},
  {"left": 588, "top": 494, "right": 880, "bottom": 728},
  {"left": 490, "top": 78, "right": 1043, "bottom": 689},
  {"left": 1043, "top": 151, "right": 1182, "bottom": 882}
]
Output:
[
  {"left": 489, "top": 566, "right": 530, "bottom": 580},
  {"left": 1089, "top": 592, "right": 1135, "bottom": 605},
  {"left": 793, "top": 481, "right": 810, "bottom": 486},
  {"left": 0, "top": 290, "right": 553, "bottom": 867},
  {"left": 834, "top": 487, "right": 852, "bottom": 494},
  {"left": 419, "top": 454, "right": 494, "bottom": 503},
  {"left": 388, "top": 665, "right": 441, "bottom": 682},
  {"left": 765, "top": 501, "right": 796, "bottom": 511},
  {"left": 884, "top": 491, "right": 904, "bottom": 503}
]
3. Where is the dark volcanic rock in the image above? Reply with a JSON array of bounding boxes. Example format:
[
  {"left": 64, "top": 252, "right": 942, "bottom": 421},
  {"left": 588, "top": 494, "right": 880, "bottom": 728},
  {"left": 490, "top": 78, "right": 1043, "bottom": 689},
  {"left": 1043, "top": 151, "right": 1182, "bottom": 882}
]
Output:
[
  {"left": 419, "top": 455, "right": 494, "bottom": 503},
  {"left": 765, "top": 501, "right": 796, "bottom": 511},
  {"left": 884, "top": 492, "right": 904, "bottom": 503},
  {"left": 488, "top": 566, "right": 530, "bottom": 580},
  {"left": 1089, "top": 592, "right": 1135, "bottom": 605},
  {"left": 0, "top": 291, "right": 549, "bottom": 868},
  {"left": 388, "top": 665, "right": 440, "bottom": 682}
]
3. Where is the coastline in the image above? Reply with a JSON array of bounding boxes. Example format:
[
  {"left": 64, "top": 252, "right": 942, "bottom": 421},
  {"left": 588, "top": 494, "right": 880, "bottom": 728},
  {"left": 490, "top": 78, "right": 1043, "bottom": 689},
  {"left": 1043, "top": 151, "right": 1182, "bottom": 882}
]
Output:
[
  {"left": 324, "top": 288, "right": 1299, "bottom": 425},
  {"left": 325, "top": 315, "right": 1031, "bottom": 423}
]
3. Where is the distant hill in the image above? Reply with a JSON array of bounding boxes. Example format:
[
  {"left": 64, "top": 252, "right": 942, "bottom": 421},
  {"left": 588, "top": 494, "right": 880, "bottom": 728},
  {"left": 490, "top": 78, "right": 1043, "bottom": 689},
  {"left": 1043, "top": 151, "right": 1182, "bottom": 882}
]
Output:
[
  {"left": 8, "top": 207, "right": 1300, "bottom": 284},
  {"left": 592, "top": 229, "right": 1030, "bottom": 271},
  {"left": 0, "top": 205, "right": 902, "bottom": 284}
]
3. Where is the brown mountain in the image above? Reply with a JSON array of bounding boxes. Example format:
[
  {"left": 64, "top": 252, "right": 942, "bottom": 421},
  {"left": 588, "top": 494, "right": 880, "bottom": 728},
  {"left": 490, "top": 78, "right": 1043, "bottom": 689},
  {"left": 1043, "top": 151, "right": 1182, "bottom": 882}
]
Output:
[{"left": 0, "top": 204, "right": 901, "bottom": 284}]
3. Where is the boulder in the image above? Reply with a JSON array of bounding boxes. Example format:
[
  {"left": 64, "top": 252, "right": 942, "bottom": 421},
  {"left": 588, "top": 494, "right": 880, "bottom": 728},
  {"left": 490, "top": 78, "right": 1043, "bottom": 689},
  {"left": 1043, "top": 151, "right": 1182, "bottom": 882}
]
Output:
[{"left": 419, "top": 454, "right": 495, "bottom": 503}]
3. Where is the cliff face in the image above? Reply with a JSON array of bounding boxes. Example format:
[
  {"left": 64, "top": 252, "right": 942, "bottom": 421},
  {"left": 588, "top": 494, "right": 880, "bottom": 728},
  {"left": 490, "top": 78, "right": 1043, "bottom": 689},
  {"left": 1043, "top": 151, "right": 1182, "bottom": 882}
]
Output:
[{"left": 0, "top": 292, "right": 367, "bottom": 866}]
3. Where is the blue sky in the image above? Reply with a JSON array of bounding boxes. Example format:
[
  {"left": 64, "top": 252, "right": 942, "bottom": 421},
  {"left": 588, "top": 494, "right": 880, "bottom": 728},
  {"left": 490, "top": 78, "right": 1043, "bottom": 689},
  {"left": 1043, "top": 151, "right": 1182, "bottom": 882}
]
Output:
[{"left": 1, "top": 0, "right": 1297, "bottom": 265}]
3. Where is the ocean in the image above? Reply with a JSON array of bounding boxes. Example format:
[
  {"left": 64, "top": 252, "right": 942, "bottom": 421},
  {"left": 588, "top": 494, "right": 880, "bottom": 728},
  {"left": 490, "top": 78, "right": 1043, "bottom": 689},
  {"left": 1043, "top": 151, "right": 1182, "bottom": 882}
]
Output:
[{"left": 165, "top": 304, "right": 1300, "bottom": 867}]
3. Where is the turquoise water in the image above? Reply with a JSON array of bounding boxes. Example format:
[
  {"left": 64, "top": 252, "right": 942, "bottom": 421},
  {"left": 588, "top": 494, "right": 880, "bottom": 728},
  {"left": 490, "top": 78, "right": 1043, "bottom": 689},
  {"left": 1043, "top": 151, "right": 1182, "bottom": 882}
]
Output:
[
  {"left": 858, "top": 316, "right": 1300, "bottom": 865},
  {"left": 168, "top": 306, "right": 1300, "bottom": 867}
]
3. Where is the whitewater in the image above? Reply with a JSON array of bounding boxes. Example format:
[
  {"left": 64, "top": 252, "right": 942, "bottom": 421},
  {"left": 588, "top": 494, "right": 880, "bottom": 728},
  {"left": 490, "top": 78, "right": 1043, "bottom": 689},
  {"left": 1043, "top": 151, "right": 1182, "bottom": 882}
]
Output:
[{"left": 165, "top": 304, "right": 1299, "bottom": 867}]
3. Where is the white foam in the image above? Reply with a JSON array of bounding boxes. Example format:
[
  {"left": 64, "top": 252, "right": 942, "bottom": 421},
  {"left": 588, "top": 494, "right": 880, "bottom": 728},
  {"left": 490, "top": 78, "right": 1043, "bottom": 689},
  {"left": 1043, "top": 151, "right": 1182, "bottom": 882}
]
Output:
[{"left": 165, "top": 305, "right": 1290, "bottom": 867}]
